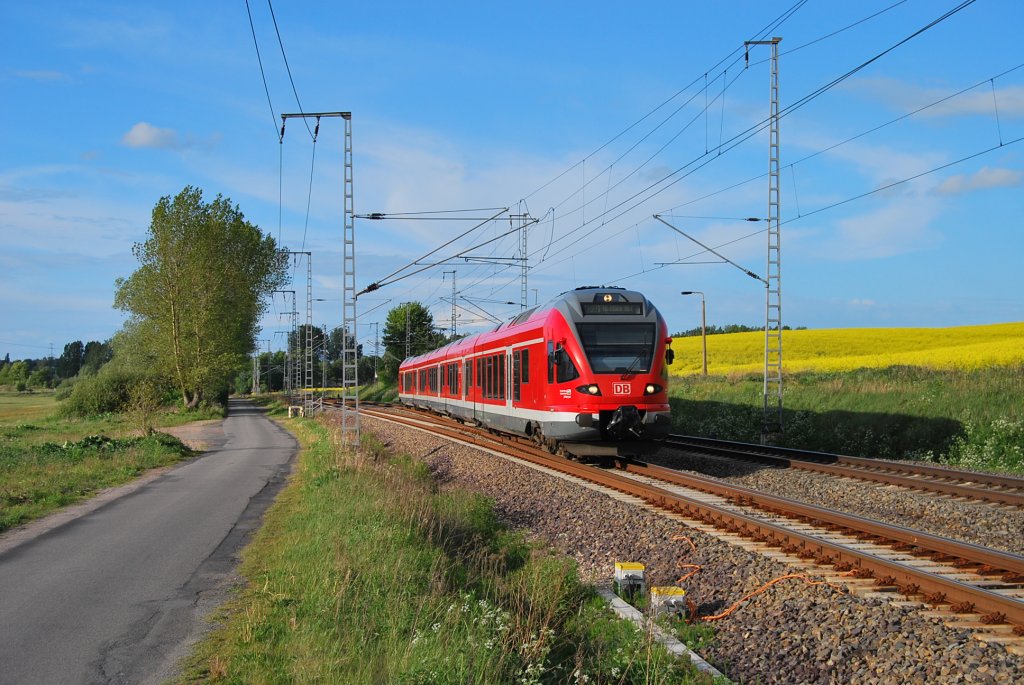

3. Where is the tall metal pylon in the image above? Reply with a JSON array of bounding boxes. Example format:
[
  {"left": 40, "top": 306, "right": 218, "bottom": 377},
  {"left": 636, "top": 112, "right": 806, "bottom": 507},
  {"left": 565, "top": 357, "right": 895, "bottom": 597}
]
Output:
[
  {"left": 746, "top": 37, "right": 784, "bottom": 443},
  {"left": 509, "top": 213, "right": 532, "bottom": 311},
  {"left": 340, "top": 113, "right": 359, "bottom": 448},
  {"left": 280, "top": 251, "right": 314, "bottom": 414},
  {"left": 273, "top": 289, "right": 297, "bottom": 399},
  {"left": 281, "top": 111, "right": 357, "bottom": 444},
  {"left": 304, "top": 253, "right": 314, "bottom": 415},
  {"left": 518, "top": 213, "right": 529, "bottom": 310},
  {"left": 444, "top": 270, "right": 457, "bottom": 336}
]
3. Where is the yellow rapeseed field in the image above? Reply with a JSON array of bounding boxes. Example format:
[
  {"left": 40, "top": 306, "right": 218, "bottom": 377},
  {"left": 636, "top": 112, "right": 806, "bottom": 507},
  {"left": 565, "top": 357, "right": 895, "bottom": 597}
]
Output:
[{"left": 668, "top": 322, "right": 1024, "bottom": 376}]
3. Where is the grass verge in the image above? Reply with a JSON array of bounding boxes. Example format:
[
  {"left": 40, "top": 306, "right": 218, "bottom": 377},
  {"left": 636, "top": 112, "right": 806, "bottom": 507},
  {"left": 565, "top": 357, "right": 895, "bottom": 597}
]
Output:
[
  {"left": 183, "top": 416, "right": 713, "bottom": 684},
  {"left": 0, "top": 391, "right": 218, "bottom": 532},
  {"left": 670, "top": 365, "right": 1024, "bottom": 471}
]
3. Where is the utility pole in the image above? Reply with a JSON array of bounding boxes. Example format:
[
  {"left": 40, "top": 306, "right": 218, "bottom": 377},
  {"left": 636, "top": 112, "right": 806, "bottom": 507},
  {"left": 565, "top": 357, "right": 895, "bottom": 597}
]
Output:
[
  {"left": 443, "top": 270, "right": 457, "bottom": 337},
  {"left": 371, "top": 321, "right": 380, "bottom": 381},
  {"left": 510, "top": 213, "right": 532, "bottom": 310},
  {"left": 282, "top": 111, "right": 357, "bottom": 442},
  {"left": 746, "top": 37, "right": 783, "bottom": 444},
  {"left": 280, "top": 251, "right": 314, "bottom": 414},
  {"left": 405, "top": 304, "right": 411, "bottom": 359},
  {"left": 272, "top": 289, "right": 297, "bottom": 399}
]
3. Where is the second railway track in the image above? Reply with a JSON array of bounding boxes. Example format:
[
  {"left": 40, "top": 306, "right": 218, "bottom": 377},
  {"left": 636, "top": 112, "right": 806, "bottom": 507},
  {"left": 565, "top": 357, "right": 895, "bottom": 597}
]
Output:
[
  {"left": 350, "top": 403, "right": 1024, "bottom": 649},
  {"left": 667, "top": 434, "right": 1024, "bottom": 508}
]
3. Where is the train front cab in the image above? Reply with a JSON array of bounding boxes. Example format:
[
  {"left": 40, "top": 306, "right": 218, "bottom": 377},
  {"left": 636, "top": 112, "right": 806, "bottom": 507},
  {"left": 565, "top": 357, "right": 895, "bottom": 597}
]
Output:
[{"left": 533, "top": 289, "right": 673, "bottom": 451}]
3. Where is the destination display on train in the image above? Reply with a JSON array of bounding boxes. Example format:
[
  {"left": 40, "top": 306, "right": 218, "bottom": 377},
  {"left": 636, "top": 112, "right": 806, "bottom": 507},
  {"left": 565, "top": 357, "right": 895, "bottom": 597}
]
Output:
[{"left": 581, "top": 302, "right": 644, "bottom": 315}]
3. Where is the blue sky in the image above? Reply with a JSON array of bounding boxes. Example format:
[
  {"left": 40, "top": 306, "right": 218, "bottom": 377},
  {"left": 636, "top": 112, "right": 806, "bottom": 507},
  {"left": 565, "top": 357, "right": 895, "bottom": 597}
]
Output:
[{"left": 2, "top": 0, "right": 1023, "bottom": 360}]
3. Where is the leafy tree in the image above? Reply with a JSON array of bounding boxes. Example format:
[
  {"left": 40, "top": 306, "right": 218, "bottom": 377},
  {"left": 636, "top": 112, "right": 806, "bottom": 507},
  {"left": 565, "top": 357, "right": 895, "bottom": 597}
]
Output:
[
  {"left": 114, "top": 186, "right": 287, "bottom": 407},
  {"left": 28, "top": 366, "right": 53, "bottom": 389},
  {"left": 82, "top": 340, "right": 112, "bottom": 374},
  {"left": 58, "top": 341, "right": 84, "bottom": 378},
  {"left": 379, "top": 302, "right": 443, "bottom": 382}
]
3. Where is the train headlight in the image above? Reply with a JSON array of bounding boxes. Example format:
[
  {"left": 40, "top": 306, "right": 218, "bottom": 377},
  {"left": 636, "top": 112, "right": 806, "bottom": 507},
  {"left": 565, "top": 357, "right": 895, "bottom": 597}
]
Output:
[
  {"left": 576, "top": 384, "right": 602, "bottom": 396},
  {"left": 643, "top": 383, "right": 662, "bottom": 395}
]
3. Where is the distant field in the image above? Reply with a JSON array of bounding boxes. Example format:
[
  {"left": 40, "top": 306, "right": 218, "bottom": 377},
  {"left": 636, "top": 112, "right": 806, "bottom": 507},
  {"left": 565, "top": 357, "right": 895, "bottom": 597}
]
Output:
[
  {"left": 668, "top": 322, "right": 1024, "bottom": 376},
  {"left": 0, "top": 392, "right": 57, "bottom": 424}
]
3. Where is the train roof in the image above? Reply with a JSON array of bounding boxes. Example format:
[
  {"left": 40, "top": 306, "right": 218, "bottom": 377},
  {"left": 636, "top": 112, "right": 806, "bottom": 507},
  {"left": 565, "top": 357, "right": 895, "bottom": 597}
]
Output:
[{"left": 401, "top": 286, "right": 660, "bottom": 367}]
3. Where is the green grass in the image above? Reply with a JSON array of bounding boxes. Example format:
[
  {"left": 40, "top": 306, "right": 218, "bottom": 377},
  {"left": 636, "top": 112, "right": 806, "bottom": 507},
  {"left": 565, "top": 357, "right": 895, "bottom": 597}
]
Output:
[
  {"left": 183, "top": 416, "right": 712, "bottom": 684},
  {"left": 0, "top": 391, "right": 57, "bottom": 423},
  {"left": 0, "top": 391, "right": 217, "bottom": 531},
  {"left": 670, "top": 365, "right": 1024, "bottom": 471}
]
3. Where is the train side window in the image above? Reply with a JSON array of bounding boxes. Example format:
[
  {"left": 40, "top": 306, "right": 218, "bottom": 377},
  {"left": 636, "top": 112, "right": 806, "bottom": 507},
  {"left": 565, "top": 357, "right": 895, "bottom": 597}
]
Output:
[
  {"left": 499, "top": 353, "right": 506, "bottom": 400},
  {"left": 464, "top": 360, "right": 471, "bottom": 398},
  {"left": 521, "top": 349, "right": 529, "bottom": 383},
  {"left": 512, "top": 351, "right": 521, "bottom": 401},
  {"left": 547, "top": 341, "right": 554, "bottom": 383},
  {"left": 555, "top": 344, "right": 579, "bottom": 383}
]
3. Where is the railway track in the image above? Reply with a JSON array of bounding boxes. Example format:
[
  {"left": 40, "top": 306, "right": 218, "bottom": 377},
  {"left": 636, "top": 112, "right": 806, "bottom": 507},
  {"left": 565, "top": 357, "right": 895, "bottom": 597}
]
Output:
[
  {"left": 344, "top": 403, "right": 1024, "bottom": 649},
  {"left": 667, "top": 435, "right": 1024, "bottom": 508}
]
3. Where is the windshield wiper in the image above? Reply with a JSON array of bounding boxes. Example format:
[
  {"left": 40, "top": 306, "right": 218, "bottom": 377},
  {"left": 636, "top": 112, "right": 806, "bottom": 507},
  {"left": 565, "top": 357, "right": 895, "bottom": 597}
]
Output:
[{"left": 620, "top": 353, "right": 645, "bottom": 379}]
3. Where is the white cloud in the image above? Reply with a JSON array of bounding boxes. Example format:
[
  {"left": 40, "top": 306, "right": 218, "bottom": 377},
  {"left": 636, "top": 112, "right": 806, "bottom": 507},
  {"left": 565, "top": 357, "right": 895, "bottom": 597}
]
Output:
[
  {"left": 844, "top": 77, "right": 1024, "bottom": 119},
  {"left": 935, "top": 166, "right": 1023, "bottom": 195},
  {"left": 826, "top": 193, "right": 942, "bottom": 260},
  {"left": 120, "top": 122, "right": 181, "bottom": 149},
  {"left": 119, "top": 122, "right": 220, "bottom": 152}
]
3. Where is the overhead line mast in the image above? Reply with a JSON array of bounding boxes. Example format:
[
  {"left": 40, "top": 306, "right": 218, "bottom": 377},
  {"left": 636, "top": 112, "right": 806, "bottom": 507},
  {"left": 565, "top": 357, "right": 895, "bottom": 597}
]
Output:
[
  {"left": 281, "top": 111, "right": 358, "bottom": 446},
  {"left": 745, "top": 37, "right": 783, "bottom": 444}
]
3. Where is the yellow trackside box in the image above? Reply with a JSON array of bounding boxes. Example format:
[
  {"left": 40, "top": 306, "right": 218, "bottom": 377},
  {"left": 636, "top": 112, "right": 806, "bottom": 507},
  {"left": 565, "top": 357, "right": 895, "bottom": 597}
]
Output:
[
  {"left": 650, "top": 586, "right": 687, "bottom": 618},
  {"left": 613, "top": 562, "right": 645, "bottom": 599}
]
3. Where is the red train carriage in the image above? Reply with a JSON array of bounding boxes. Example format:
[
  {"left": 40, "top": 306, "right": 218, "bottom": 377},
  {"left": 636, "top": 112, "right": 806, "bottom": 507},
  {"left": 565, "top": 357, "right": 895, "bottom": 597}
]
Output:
[{"left": 398, "top": 286, "right": 673, "bottom": 458}]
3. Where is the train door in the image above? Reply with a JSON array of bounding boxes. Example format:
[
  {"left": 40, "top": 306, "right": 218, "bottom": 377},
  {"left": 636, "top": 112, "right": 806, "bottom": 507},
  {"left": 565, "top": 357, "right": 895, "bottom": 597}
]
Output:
[
  {"left": 505, "top": 346, "right": 513, "bottom": 412},
  {"left": 468, "top": 350, "right": 479, "bottom": 425}
]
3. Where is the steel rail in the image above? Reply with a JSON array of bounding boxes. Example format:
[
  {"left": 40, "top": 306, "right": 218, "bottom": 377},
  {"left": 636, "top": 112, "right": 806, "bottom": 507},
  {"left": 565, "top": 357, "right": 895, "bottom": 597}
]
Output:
[
  {"left": 667, "top": 435, "right": 1024, "bottom": 508},
  {"left": 357, "top": 406, "right": 1024, "bottom": 627}
]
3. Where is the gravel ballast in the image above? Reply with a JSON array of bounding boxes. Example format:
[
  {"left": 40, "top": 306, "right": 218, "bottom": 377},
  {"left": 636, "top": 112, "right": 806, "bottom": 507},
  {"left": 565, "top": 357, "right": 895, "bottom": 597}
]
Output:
[
  {"left": 364, "top": 416, "right": 1024, "bottom": 685},
  {"left": 648, "top": 449, "right": 1024, "bottom": 557}
]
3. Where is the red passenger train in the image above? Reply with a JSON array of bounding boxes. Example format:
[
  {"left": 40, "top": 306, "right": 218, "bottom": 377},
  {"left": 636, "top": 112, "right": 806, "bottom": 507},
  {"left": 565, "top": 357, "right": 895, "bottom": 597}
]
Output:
[{"left": 398, "top": 286, "right": 674, "bottom": 457}]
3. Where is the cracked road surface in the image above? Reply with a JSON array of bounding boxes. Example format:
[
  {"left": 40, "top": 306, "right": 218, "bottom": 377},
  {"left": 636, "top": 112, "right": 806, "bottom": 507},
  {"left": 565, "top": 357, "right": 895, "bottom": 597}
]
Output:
[{"left": 0, "top": 399, "right": 296, "bottom": 684}]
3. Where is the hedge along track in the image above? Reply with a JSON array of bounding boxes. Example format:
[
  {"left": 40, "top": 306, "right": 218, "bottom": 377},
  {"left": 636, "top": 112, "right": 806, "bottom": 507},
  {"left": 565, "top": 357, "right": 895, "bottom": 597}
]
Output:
[
  {"left": 667, "top": 435, "right": 1024, "bottom": 508},
  {"left": 353, "top": 404, "right": 1024, "bottom": 653}
]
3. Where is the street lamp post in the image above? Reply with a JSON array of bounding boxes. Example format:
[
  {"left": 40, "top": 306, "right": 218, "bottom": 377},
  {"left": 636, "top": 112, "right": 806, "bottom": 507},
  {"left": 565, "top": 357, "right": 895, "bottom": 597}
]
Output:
[{"left": 680, "top": 291, "right": 707, "bottom": 376}]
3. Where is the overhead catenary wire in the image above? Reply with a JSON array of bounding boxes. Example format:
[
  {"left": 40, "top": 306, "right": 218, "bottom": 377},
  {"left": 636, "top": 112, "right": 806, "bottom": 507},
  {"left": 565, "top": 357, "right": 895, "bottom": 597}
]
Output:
[
  {"left": 244, "top": 0, "right": 279, "bottom": 142},
  {"left": 372, "top": 1, "right": 915, "bottom": 332},
  {"left": 525, "top": 0, "right": 983, "bottom": 274},
  {"left": 519, "top": 0, "right": 809, "bottom": 204},
  {"left": 266, "top": 0, "right": 313, "bottom": 140},
  {"left": 660, "top": 60, "right": 1024, "bottom": 217},
  {"left": 358, "top": 208, "right": 512, "bottom": 294},
  {"left": 603, "top": 133, "right": 1024, "bottom": 285}
]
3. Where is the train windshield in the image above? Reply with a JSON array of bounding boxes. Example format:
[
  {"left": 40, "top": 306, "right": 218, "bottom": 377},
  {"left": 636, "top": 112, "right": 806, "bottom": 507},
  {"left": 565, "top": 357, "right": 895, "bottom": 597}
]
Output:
[{"left": 576, "top": 323, "right": 656, "bottom": 374}]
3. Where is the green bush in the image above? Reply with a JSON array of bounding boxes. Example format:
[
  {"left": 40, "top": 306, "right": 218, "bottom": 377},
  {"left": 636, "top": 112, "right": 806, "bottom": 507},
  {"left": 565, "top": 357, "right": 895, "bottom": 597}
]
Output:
[
  {"left": 60, "top": 368, "right": 169, "bottom": 417},
  {"left": 943, "top": 417, "right": 1024, "bottom": 471}
]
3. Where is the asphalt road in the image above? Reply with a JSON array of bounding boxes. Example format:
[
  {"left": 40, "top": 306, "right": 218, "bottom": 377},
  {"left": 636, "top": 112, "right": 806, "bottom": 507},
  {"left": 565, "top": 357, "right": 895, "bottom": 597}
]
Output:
[{"left": 0, "top": 399, "right": 296, "bottom": 684}]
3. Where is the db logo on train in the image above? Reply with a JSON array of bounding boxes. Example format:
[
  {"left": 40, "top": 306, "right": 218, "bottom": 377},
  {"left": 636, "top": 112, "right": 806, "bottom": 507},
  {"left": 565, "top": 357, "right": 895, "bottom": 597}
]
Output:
[{"left": 612, "top": 382, "right": 631, "bottom": 395}]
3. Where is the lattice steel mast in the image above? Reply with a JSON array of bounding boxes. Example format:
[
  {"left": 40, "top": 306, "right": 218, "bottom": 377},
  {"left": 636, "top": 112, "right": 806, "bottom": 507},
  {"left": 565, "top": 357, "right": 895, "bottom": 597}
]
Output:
[
  {"left": 281, "top": 112, "right": 356, "bottom": 441},
  {"left": 746, "top": 37, "right": 783, "bottom": 443}
]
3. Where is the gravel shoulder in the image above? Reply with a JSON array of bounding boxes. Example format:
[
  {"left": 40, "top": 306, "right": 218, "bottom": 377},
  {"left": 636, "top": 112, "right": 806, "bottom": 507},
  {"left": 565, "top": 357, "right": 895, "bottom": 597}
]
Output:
[{"left": 365, "top": 415, "right": 1024, "bottom": 685}]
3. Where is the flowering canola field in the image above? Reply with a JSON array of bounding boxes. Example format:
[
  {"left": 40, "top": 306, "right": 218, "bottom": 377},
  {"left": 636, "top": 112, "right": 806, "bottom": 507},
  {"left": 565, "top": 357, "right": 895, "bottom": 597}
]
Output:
[{"left": 668, "top": 322, "right": 1024, "bottom": 376}]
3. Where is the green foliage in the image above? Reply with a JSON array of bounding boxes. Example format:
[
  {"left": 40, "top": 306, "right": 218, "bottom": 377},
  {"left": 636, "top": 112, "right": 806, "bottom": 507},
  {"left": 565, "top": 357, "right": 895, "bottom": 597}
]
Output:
[
  {"left": 670, "top": 365, "right": 1024, "bottom": 470},
  {"left": 186, "top": 422, "right": 706, "bottom": 684},
  {"left": 0, "top": 428, "right": 192, "bottom": 532},
  {"left": 114, "top": 186, "right": 287, "bottom": 408},
  {"left": 943, "top": 417, "right": 1024, "bottom": 471},
  {"left": 358, "top": 381, "right": 399, "bottom": 402},
  {"left": 380, "top": 302, "right": 445, "bottom": 382},
  {"left": 60, "top": 367, "right": 170, "bottom": 418}
]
